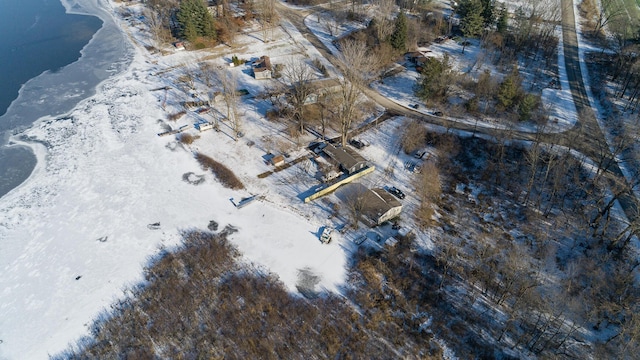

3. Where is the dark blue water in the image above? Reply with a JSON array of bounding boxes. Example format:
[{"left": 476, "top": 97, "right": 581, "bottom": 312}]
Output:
[
  {"left": 0, "top": 0, "right": 101, "bottom": 119},
  {"left": 0, "top": 0, "right": 131, "bottom": 199}
]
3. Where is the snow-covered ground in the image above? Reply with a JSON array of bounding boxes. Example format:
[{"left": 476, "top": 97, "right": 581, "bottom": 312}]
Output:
[
  {"left": 0, "top": 3, "right": 351, "bottom": 359},
  {"left": 368, "top": 36, "right": 578, "bottom": 134}
]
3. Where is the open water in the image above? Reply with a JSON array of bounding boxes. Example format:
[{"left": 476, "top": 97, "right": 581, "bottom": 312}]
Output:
[{"left": 0, "top": 0, "right": 131, "bottom": 198}]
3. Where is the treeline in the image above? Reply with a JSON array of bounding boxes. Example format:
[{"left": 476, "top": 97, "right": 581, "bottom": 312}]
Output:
[
  {"left": 401, "top": 122, "right": 640, "bottom": 358},
  {"left": 144, "top": 0, "right": 277, "bottom": 47},
  {"left": 54, "top": 228, "right": 443, "bottom": 359}
]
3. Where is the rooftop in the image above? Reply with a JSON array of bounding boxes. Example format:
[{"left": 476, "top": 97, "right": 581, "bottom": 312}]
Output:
[
  {"left": 253, "top": 55, "right": 272, "bottom": 72},
  {"left": 322, "top": 143, "right": 367, "bottom": 172}
]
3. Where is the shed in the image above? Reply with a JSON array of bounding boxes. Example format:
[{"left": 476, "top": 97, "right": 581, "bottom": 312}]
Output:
[
  {"left": 385, "top": 237, "right": 399, "bottom": 247},
  {"left": 271, "top": 154, "right": 285, "bottom": 167},
  {"left": 322, "top": 143, "right": 368, "bottom": 175},
  {"left": 361, "top": 188, "right": 402, "bottom": 226},
  {"left": 196, "top": 122, "right": 215, "bottom": 132},
  {"left": 253, "top": 56, "right": 272, "bottom": 80}
]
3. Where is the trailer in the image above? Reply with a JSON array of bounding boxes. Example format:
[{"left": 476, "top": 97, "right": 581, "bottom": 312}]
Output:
[{"left": 231, "top": 195, "right": 260, "bottom": 209}]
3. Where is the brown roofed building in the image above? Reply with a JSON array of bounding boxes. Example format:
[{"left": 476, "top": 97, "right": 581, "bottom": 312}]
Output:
[{"left": 253, "top": 56, "right": 272, "bottom": 80}]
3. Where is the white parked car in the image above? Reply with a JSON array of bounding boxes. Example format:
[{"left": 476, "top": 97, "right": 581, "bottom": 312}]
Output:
[{"left": 320, "top": 227, "right": 333, "bottom": 244}]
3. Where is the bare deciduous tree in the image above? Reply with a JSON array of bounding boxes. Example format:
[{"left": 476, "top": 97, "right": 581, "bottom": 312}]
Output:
[
  {"left": 217, "top": 67, "right": 241, "bottom": 140},
  {"left": 199, "top": 62, "right": 216, "bottom": 88},
  {"left": 144, "top": 0, "right": 178, "bottom": 45},
  {"left": 372, "top": 0, "right": 395, "bottom": 41},
  {"left": 400, "top": 119, "right": 426, "bottom": 154},
  {"left": 282, "top": 59, "right": 315, "bottom": 134},
  {"left": 595, "top": 0, "right": 626, "bottom": 34},
  {"left": 257, "top": 0, "right": 278, "bottom": 42},
  {"left": 335, "top": 40, "right": 374, "bottom": 146},
  {"left": 414, "top": 161, "right": 441, "bottom": 228},
  {"left": 344, "top": 185, "right": 368, "bottom": 228}
]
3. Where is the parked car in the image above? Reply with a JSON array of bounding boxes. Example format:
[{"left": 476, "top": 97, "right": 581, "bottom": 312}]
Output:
[
  {"left": 404, "top": 161, "right": 421, "bottom": 173},
  {"left": 387, "top": 186, "right": 406, "bottom": 199},
  {"left": 349, "top": 138, "right": 365, "bottom": 149},
  {"left": 320, "top": 227, "right": 333, "bottom": 244},
  {"left": 433, "top": 111, "right": 444, "bottom": 117},
  {"left": 354, "top": 235, "right": 367, "bottom": 245},
  {"left": 410, "top": 103, "right": 420, "bottom": 109}
]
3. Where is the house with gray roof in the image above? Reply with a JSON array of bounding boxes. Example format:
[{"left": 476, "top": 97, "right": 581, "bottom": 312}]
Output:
[
  {"left": 322, "top": 143, "right": 368, "bottom": 175},
  {"left": 361, "top": 188, "right": 403, "bottom": 226}
]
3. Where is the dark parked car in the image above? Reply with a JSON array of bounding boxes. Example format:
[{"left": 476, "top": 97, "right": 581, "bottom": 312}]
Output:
[
  {"left": 410, "top": 103, "right": 420, "bottom": 109},
  {"left": 387, "top": 186, "right": 406, "bottom": 199},
  {"left": 350, "top": 139, "right": 364, "bottom": 149},
  {"left": 433, "top": 111, "right": 444, "bottom": 117}
]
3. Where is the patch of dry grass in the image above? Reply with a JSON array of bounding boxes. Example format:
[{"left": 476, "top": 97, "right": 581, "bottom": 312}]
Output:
[
  {"left": 167, "top": 110, "right": 186, "bottom": 121},
  {"left": 179, "top": 133, "right": 196, "bottom": 145},
  {"left": 195, "top": 152, "right": 244, "bottom": 190}
]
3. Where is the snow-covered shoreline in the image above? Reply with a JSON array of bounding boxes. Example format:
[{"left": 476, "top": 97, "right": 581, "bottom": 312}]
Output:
[{"left": 0, "top": 1, "right": 349, "bottom": 358}]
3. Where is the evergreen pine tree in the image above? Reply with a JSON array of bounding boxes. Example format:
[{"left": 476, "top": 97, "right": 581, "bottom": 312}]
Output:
[
  {"left": 518, "top": 94, "right": 538, "bottom": 121},
  {"left": 416, "top": 54, "right": 452, "bottom": 101},
  {"left": 496, "top": 6, "right": 508, "bottom": 34},
  {"left": 497, "top": 68, "right": 521, "bottom": 110},
  {"left": 182, "top": 19, "right": 199, "bottom": 42},
  {"left": 460, "top": 0, "right": 484, "bottom": 38},
  {"left": 480, "top": 0, "right": 495, "bottom": 27},
  {"left": 201, "top": 13, "right": 217, "bottom": 40},
  {"left": 177, "top": 0, "right": 217, "bottom": 41},
  {"left": 390, "top": 12, "right": 408, "bottom": 51}
]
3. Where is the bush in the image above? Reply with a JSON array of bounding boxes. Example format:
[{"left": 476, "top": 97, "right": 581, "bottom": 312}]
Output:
[
  {"left": 401, "top": 120, "right": 427, "bottom": 154},
  {"left": 231, "top": 55, "right": 245, "bottom": 66},
  {"left": 167, "top": 110, "right": 186, "bottom": 121},
  {"left": 179, "top": 133, "right": 195, "bottom": 145},
  {"left": 265, "top": 109, "right": 278, "bottom": 121},
  {"left": 312, "top": 58, "right": 328, "bottom": 77},
  {"left": 465, "top": 96, "right": 479, "bottom": 114},
  {"left": 195, "top": 152, "right": 245, "bottom": 190}
]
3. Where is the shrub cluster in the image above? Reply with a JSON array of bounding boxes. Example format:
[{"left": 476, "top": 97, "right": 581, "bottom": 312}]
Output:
[
  {"left": 167, "top": 110, "right": 186, "bottom": 121},
  {"left": 179, "top": 133, "right": 195, "bottom": 145},
  {"left": 56, "top": 231, "right": 432, "bottom": 359},
  {"left": 195, "top": 152, "right": 245, "bottom": 190}
]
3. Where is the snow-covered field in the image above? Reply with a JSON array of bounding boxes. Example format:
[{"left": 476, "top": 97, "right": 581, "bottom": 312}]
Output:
[{"left": 0, "top": 2, "right": 352, "bottom": 359}]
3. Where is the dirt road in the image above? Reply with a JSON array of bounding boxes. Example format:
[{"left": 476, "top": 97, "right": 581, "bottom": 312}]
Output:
[
  {"left": 559, "top": 0, "right": 638, "bottom": 223},
  {"left": 277, "top": 1, "right": 639, "bottom": 223}
]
